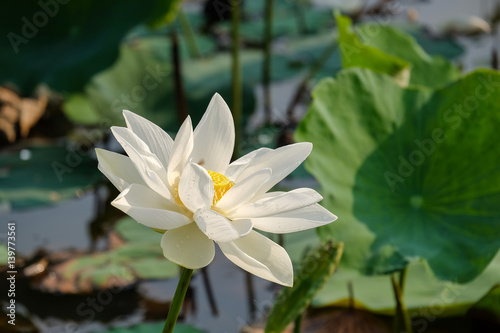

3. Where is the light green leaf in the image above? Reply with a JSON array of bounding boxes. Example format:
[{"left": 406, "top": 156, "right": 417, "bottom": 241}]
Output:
[
  {"left": 336, "top": 13, "right": 461, "bottom": 88},
  {"left": 356, "top": 22, "right": 461, "bottom": 88},
  {"left": 336, "top": 13, "right": 411, "bottom": 86},
  {"left": 265, "top": 241, "right": 344, "bottom": 333},
  {"left": 0, "top": 144, "right": 103, "bottom": 211},
  {"left": 295, "top": 67, "right": 500, "bottom": 282},
  {"left": 282, "top": 229, "right": 500, "bottom": 317},
  {"left": 313, "top": 252, "right": 500, "bottom": 317},
  {"left": 395, "top": 23, "right": 465, "bottom": 60}
]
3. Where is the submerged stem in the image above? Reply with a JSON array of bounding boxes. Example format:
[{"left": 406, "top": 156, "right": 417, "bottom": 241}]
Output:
[{"left": 163, "top": 268, "right": 194, "bottom": 333}]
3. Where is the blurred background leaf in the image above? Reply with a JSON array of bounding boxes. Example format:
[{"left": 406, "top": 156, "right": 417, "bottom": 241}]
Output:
[
  {"left": 0, "top": 0, "right": 180, "bottom": 94},
  {"left": 37, "top": 216, "right": 179, "bottom": 294},
  {"left": 0, "top": 143, "right": 104, "bottom": 210}
]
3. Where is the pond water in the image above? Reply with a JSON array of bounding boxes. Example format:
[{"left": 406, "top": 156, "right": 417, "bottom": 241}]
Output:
[{"left": 1, "top": 0, "right": 496, "bottom": 332}]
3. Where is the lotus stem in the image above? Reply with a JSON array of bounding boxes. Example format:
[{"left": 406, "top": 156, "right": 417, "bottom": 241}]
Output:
[
  {"left": 293, "top": 313, "right": 303, "bottom": 333},
  {"left": 178, "top": 9, "right": 201, "bottom": 58},
  {"left": 263, "top": 0, "right": 274, "bottom": 123},
  {"left": 399, "top": 265, "right": 408, "bottom": 293},
  {"left": 232, "top": 0, "right": 242, "bottom": 159},
  {"left": 171, "top": 31, "right": 189, "bottom": 123},
  {"left": 293, "top": 0, "right": 308, "bottom": 35},
  {"left": 162, "top": 267, "right": 194, "bottom": 333},
  {"left": 285, "top": 40, "right": 337, "bottom": 124},
  {"left": 391, "top": 268, "right": 413, "bottom": 333}
]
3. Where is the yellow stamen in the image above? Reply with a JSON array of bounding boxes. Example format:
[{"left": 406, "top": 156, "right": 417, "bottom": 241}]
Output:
[{"left": 207, "top": 170, "right": 234, "bottom": 205}]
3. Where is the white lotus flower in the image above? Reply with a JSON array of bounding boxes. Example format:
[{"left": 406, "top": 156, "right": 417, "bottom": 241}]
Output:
[{"left": 96, "top": 93, "right": 337, "bottom": 286}]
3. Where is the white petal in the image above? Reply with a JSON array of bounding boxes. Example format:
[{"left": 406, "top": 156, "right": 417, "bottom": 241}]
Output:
[
  {"left": 233, "top": 143, "right": 312, "bottom": 197},
  {"left": 218, "top": 231, "right": 293, "bottom": 286},
  {"left": 225, "top": 147, "right": 272, "bottom": 181},
  {"left": 167, "top": 117, "right": 194, "bottom": 188},
  {"left": 228, "top": 188, "right": 323, "bottom": 219},
  {"left": 249, "top": 204, "right": 337, "bottom": 234},
  {"left": 191, "top": 93, "right": 235, "bottom": 173},
  {"left": 161, "top": 223, "right": 215, "bottom": 269},
  {"left": 178, "top": 163, "right": 213, "bottom": 212},
  {"left": 232, "top": 219, "right": 253, "bottom": 237},
  {"left": 215, "top": 168, "right": 272, "bottom": 213},
  {"left": 96, "top": 149, "right": 145, "bottom": 191},
  {"left": 112, "top": 184, "right": 191, "bottom": 230},
  {"left": 123, "top": 110, "right": 174, "bottom": 168},
  {"left": 111, "top": 126, "right": 171, "bottom": 199},
  {"left": 194, "top": 208, "right": 239, "bottom": 242}
]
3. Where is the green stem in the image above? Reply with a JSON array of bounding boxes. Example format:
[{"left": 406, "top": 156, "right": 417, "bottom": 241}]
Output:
[
  {"left": 178, "top": 9, "right": 201, "bottom": 58},
  {"left": 391, "top": 268, "right": 413, "bottom": 333},
  {"left": 293, "top": 313, "right": 303, "bottom": 333},
  {"left": 263, "top": 0, "right": 274, "bottom": 123},
  {"left": 231, "top": 0, "right": 242, "bottom": 159},
  {"left": 285, "top": 40, "right": 337, "bottom": 124},
  {"left": 399, "top": 265, "right": 408, "bottom": 294},
  {"left": 171, "top": 31, "right": 189, "bottom": 124},
  {"left": 293, "top": 0, "right": 308, "bottom": 34},
  {"left": 162, "top": 268, "right": 194, "bottom": 333}
]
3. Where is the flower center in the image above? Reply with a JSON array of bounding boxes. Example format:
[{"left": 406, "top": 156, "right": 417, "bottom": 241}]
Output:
[{"left": 207, "top": 170, "right": 234, "bottom": 205}]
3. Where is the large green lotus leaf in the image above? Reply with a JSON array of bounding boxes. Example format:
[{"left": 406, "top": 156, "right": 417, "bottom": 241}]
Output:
[
  {"left": 284, "top": 225, "right": 500, "bottom": 317},
  {"left": 0, "top": 144, "right": 103, "bottom": 211},
  {"left": 295, "top": 67, "right": 500, "bottom": 283},
  {"left": 63, "top": 36, "right": 300, "bottom": 131},
  {"left": 356, "top": 23, "right": 461, "bottom": 88},
  {"left": 95, "top": 322, "right": 206, "bottom": 333},
  {"left": 336, "top": 13, "right": 410, "bottom": 86},
  {"left": 313, "top": 251, "right": 500, "bottom": 316},
  {"left": 0, "top": 0, "right": 179, "bottom": 94}
]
